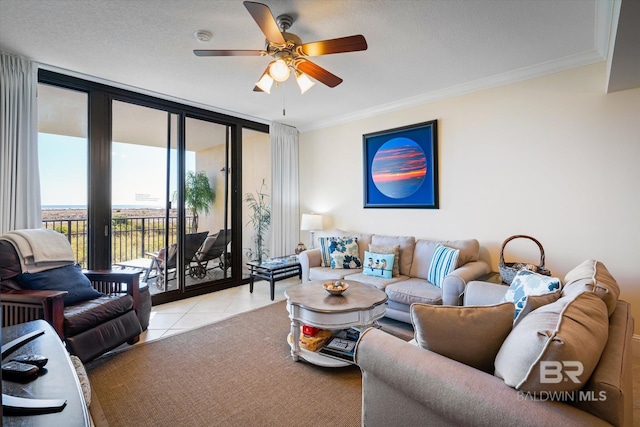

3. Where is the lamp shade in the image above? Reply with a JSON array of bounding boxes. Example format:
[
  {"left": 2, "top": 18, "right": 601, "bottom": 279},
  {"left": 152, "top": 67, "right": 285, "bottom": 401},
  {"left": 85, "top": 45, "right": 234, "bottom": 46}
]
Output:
[
  {"left": 300, "top": 214, "right": 323, "bottom": 231},
  {"left": 255, "top": 72, "right": 273, "bottom": 94}
]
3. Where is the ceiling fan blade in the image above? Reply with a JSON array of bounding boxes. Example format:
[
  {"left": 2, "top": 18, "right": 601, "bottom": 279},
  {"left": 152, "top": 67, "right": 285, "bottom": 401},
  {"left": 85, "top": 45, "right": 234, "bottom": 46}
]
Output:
[
  {"left": 295, "top": 60, "right": 343, "bottom": 88},
  {"left": 194, "top": 50, "right": 264, "bottom": 57},
  {"left": 243, "top": 1, "right": 286, "bottom": 44},
  {"left": 299, "top": 35, "right": 368, "bottom": 56}
]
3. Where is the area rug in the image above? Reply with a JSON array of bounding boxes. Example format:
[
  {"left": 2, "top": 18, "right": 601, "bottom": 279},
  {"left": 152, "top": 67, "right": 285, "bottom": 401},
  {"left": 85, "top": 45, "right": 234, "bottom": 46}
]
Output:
[{"left": 86, "top": 301, "right": 362, "bottom": 426}]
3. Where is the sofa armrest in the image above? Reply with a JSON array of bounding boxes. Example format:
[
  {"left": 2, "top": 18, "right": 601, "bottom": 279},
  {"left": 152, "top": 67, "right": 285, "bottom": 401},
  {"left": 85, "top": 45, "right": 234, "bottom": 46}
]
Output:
[
  {"left": 1, "top": 289, "right": 67, "bottom": 338},
  {"left": 464, "top": 280, "right": 509, "bottom": 306},
  {"left": 298, "top": 248, "right": 321, "bottom": 283},
  {"left": 354, "top": 328, "right": 609, "bottom": 427},
  {"left": 441, "top": 260, "right": 491, "bottom": 305}
]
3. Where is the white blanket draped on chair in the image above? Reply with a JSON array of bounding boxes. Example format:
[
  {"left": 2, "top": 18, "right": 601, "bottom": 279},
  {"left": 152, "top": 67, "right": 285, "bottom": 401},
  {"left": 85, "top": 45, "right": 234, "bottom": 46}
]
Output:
[{"left": 0, "top": 229, "right": 75, "bottom": 273}]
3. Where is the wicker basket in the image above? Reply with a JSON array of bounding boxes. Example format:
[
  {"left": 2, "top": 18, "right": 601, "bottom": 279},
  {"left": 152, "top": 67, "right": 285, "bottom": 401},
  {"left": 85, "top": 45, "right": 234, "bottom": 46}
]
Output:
[{"left": 499, "top": 235, "right": 551, "bottom": 285}]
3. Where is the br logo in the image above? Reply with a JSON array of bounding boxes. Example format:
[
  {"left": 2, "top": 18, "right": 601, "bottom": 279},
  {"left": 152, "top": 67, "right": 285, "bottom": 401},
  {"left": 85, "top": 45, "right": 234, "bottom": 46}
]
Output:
[{"left": 540, "top": 361, "right": 584, "bottom": 384}]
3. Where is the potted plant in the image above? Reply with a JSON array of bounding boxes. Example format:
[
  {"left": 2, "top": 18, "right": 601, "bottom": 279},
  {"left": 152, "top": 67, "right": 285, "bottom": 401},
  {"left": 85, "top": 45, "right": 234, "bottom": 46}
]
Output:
[
  {"left": 174, "top": 170, "right": 215, "bottom": 233},
  {"left": 244, "top": 179, "right": 271, "bottom": 262}
]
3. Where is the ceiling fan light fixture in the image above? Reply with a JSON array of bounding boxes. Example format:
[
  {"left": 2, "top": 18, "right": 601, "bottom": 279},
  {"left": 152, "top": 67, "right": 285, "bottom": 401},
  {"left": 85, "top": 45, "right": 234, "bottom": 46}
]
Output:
[
  {"left": 295, "top": 71, "right": 315, "bottom": 94},
  {"left": 268, "top": 59, "right": 290, "bottom": 82},
  {"left": 255, "top": 73, "right": 273, "bottom": 94}
]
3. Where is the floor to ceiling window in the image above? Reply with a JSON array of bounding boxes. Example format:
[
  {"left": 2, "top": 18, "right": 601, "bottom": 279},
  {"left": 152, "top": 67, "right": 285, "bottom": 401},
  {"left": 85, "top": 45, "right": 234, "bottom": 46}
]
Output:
[{"left": 37, "top": 69, "right": 269, "bottom": 305}]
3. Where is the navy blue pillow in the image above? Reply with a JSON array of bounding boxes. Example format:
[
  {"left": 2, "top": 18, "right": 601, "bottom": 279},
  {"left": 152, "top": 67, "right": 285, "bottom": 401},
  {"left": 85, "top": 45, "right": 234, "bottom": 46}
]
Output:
[{"left": 17, "top": 264, "right": 104, "bottom": 306}]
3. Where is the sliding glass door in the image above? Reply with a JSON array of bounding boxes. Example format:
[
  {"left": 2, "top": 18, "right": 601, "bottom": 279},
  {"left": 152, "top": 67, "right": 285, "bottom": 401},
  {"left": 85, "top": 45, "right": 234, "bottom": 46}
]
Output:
[{"left": 38, "top": 69, "right": 268, "bottom": 305}]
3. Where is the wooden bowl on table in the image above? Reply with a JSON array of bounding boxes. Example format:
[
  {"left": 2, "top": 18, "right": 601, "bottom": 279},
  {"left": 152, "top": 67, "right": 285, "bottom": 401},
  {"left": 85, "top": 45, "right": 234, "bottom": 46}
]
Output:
[{"left": 323, "top": 281, "right": 349, "bottom": 295}]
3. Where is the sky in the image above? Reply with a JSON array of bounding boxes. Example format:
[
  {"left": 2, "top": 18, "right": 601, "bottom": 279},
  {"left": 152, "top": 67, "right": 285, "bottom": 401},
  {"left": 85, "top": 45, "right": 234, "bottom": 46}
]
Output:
[{"left": 39, "top": 133, "right": 194, "bottom": 208}]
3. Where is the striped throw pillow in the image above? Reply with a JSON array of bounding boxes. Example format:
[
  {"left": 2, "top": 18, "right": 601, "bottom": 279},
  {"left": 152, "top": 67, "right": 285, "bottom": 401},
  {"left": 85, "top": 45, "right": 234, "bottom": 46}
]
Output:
[{"left": 427, "top": 244, "right": 460, "bottom": 288}]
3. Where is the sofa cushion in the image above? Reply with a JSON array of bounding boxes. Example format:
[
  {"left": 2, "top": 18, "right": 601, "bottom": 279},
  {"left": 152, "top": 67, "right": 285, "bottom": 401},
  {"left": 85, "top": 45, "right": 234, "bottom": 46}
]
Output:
[
  {"left": 64, "top": 294, "right": 134, "bottom": 336},
  {"left": 494, "top": 291, "right": 609, "bottom": 393},
  {"left": 329, "top": 238, "right": 362, "bottom": 269},
  {"left": 411, "top": 302, "right": 514, "bottom": 373},
  {"left": 386, "top": 278, "right": 443, "bottom": 305},
  {"left": 371, "top": 235, "right": 415, "bottom": 276},
  {"left": 563, "top": 259, "right": 620, "bottom": 317},
  {"left": 362, "top": 251, "right": 394, "bottom": 279},
  {"left": 408, "top": 239, "right": 479, "bottom": 280},
  {"left": 16, "top": 264, "right": 104, "bottom": 306},
  {"left": 427, "top": 244, "right": 460, "bottom": 288},
  {"left": 500, "top": 269, "right": 561, "bottom": 319},
  {"left": 343, "top": 272, "right": 408, "bottom": 291},
  {"left": 368, "top": 244, "right": 400, "bottom": 276},
  {"left": 513, "top": 289, "right": 562, "bottom": 327},
  {"left": 309, "top": 267, "right": 361, "bottom": 282}
]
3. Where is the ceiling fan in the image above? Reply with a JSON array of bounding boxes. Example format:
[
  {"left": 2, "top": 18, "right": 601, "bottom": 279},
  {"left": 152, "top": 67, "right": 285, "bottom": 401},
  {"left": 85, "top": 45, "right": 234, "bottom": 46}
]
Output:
[{"left": 193, "top": 1, "right": 368, "bottom": 94}]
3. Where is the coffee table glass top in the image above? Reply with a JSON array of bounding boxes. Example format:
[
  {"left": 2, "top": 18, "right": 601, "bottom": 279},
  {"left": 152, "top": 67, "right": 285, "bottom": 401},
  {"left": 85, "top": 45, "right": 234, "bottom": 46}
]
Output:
[
  {"left": 246, "top": 255, "right": 299, "bottom": 269},
  {"left": 285, "top": 281, "right": 387, "bottom": 313}
]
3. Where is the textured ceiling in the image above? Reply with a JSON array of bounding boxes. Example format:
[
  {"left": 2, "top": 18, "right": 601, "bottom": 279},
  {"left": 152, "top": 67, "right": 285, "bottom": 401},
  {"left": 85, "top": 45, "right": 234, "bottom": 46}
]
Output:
[{"left": 0, "top": 0, "right": 620, "bottom": 131}]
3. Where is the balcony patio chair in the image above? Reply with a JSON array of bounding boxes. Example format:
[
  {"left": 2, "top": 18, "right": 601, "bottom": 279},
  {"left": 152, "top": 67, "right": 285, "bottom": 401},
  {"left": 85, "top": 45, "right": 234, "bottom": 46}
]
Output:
[
  {"left": 149, "top": 231, "right": 208, "bottom": 291},
  {"left": 0, "top": 229, "right": 142, "bottom": 363},
  {"left": 192, "top": 229, "right": 232, "bottom": 279}
]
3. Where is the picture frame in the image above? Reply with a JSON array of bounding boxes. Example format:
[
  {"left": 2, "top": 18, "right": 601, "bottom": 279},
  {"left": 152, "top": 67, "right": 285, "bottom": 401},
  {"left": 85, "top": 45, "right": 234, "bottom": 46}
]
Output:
[{"left": 363, "top": 120, "right": 438, "bottom": 209}]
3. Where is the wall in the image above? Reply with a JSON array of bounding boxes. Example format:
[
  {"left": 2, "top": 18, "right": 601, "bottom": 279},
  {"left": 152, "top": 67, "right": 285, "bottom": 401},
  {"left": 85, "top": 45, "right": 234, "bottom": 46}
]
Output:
[{"left": 299, "top": 62, "right": 640, "bottom": 332}]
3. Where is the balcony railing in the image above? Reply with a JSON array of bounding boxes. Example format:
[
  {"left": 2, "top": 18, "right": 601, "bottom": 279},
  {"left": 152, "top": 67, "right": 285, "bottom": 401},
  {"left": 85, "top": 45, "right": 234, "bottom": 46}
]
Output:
[{"left": 42, "top": 216, "right": 195, "bottom": 268}]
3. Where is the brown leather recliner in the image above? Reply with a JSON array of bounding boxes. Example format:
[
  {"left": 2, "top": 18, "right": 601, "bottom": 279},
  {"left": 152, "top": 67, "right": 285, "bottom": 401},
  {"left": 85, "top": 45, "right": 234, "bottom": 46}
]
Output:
[{"left": 0, "top": 239, "right": 142, "bottom": 363}]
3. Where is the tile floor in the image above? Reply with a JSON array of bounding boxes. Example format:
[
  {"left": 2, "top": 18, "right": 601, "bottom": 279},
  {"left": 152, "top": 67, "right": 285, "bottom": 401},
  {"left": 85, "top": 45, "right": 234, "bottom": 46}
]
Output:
[
  {"left": 130, "top": 278, "right": 640, "bottom": 425},
  {"left": 137, "top": 278, "right": 301, "bottom": 343}
]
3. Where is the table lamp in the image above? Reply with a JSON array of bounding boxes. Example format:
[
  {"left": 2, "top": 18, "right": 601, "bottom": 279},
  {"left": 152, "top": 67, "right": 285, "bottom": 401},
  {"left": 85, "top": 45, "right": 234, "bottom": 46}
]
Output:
[{"left": 300, "top": 213, "right": 323, "bottom": 249}]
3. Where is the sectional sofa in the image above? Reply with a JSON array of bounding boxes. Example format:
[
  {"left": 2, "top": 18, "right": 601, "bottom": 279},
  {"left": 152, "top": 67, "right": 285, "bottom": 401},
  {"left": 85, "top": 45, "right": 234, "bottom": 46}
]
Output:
[
  {"left": 354, "top": 260, "right": 634, "bottom": 426},
  {"left": 298, "top": 230, "right": 491, "bottom": 323}
]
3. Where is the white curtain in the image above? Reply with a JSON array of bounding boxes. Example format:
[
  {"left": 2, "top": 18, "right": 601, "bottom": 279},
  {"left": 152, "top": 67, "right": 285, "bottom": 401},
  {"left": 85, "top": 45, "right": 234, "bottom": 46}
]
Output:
[
  {"left": 269, "top": 122, "right": 299, "bottom": 257},
  {"left": 0, "top": 53, "right": 41, "bottom": 234}
]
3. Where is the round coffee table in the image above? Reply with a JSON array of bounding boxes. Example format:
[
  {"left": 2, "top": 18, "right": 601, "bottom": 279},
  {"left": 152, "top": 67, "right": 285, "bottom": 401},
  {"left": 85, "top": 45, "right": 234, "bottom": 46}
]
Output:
[{"left": 285, "top": 280, "right": 387, "bottom": 367}]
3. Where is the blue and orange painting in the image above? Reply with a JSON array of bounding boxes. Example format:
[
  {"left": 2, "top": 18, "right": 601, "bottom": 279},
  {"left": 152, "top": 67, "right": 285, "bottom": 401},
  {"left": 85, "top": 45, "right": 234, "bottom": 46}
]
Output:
[
  {"left": 371, "top": 137, "right": 426, "bottom": 199},
  {"left": 364, "top": 120, "right": 438, "bottom": 208}
]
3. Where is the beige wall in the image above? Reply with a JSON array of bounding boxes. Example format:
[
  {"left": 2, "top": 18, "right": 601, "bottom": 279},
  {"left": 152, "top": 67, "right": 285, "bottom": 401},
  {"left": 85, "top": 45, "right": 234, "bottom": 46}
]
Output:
[{"left": 299, "top": 62, "right": 640, "bottom": 332}]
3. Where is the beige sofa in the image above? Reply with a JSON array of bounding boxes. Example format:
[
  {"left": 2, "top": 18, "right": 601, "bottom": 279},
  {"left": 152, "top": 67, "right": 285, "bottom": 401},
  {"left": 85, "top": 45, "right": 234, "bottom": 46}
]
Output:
[
  {"left": 354, "top": 262, "right": 634, "bottom": 426},
  {"left": 298, "top": 231, "right": 490, "bottom": 322}
]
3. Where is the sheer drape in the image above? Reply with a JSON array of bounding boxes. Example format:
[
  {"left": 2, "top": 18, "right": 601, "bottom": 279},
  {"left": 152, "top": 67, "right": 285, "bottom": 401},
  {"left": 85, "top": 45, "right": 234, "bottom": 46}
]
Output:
[
  {"left": 269, "top": 122, "right": 299, "bottom": 257},
  {"left": 0, "top": 53, "right": 41, "bottom": 234}
]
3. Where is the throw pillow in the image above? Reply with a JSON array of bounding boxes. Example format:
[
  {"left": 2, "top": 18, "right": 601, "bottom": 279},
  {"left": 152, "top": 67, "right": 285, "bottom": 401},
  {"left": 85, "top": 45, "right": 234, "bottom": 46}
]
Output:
[
  {"left": 329, "top": 238, "right": 362, "bottom": 269},
  {"left": 318, "top": 237, "right": 338, "bottom": 267},
  {"left": 368, "top": 244, "right": 400, "bottom": 277},
  {"left": 562, "top": 259, "right": 620, "bottom": 316},
  {"left": 512, "top": 289, "right": 561, "bottom": 327},
  {"left": 362, "top": 251, "right": 395, "bottom": 279},
  {"left": 411, "top": 302, "right": 515, "bottom": 373},
  {"left": 427, "top": 244, "right": 460, "bottom": 288},
  {"left": 17, "top": 264, "right": 104, "bottom": 306},
  {"left": 500, "top": 269, "right": 561, "bottom": 318},
  {"left": 494, "top": 292, "right": 609, "bottom": 393}
]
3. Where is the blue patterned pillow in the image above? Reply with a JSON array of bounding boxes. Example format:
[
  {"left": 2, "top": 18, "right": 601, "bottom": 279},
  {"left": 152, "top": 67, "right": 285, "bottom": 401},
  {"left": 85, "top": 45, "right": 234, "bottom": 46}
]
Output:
[
  {"left": 427, "top": 244, "right": 460, "bottom": 288},
  {"left": 318, "top": 237, "right": 336, "bottom": 267},
  {"left": 501, "top": 269, "right": 562, "bottom": 318},
  {"left": 329, "top": 238, "right": 362, "bottom": 269},
  {"left": 362, "top": 251, "right": 394, "bottom": 279}
]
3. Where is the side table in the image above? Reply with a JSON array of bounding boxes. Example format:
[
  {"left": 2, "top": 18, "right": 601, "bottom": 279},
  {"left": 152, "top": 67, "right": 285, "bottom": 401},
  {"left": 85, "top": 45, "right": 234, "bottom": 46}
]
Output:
[
  {"left": 2, "top": 320, "right": 90, "bottom": 426},
  {"left": 247, "top": 256, "right": 302, "bottom": 300}
]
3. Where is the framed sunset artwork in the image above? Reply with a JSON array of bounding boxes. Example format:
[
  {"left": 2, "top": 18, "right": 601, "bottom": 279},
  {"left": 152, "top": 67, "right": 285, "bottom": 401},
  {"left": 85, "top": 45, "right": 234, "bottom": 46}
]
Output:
[{"left": 363, "top": 120, "right": 438, "bottom": 209}]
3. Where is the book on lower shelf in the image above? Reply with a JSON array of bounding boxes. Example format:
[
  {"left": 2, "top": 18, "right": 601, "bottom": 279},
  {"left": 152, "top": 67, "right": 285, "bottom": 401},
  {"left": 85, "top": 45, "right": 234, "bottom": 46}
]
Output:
[{"left": 319, "top": 335, "right": 358, "bottom": 361}]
